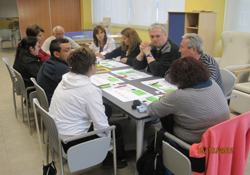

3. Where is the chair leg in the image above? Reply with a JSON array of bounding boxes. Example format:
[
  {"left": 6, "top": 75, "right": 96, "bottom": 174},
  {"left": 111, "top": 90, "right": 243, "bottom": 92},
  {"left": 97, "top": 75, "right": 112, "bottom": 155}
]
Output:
[
  {"left": 13, "top": 87, "right": 17, "bottom": 118},
  {"left": 26, "top": 96, "right": 32, "bottom": 135},
  {"left": 59, "top": 143, "right": 65, "bottom": 175},
  {"left": 46, "top": 135, "right": 49, "bottom": 164},
  {"left": 21, "top": 96, "right": 24, "bottom": 122}
]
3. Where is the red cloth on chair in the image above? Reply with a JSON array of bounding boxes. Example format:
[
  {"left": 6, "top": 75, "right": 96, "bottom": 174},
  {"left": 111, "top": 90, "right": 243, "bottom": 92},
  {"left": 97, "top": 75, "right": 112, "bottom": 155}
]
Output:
[{"left": 190, "top": 111, "right": 250, "bottom": 175}]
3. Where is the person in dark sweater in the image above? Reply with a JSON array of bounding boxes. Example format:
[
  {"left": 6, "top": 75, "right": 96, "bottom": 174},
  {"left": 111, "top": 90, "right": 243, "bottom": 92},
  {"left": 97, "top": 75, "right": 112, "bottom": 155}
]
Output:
[
  {"left": 37, "top": 38, "right": 71, "bottom": 104},
  {"left": 13, "top": 36, "right": 41, "bottom": 88},
  {"left": 100, "top": 27, "right": 141, "bottom": 66},
  {"left": 133, "top": 23, "right": 180, "bottom": 77}
]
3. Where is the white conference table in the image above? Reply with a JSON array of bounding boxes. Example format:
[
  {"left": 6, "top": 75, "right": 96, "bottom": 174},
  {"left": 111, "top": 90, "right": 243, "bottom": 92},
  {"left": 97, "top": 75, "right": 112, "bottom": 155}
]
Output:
[{"left": 94, "top": 61, "right": 163, "bottom": 162}]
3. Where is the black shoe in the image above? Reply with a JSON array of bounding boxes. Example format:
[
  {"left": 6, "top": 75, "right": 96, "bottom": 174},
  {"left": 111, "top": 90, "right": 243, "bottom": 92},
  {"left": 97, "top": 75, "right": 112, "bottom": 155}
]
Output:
[
  {"left": 101, "top": 152, "right": 128, "bottom": 169},
  {"left": 118, "top": 150, "right": 136, "bottom": 161}
]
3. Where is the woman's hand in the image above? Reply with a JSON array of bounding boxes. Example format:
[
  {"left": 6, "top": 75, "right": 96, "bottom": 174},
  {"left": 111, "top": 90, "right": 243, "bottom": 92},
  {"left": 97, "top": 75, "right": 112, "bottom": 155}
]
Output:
[{"left": 120, "top": 57, "right": 127, "bottom": 63}]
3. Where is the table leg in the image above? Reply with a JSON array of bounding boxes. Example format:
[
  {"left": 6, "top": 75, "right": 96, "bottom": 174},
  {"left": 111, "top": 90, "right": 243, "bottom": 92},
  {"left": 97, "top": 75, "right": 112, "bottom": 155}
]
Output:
[{"left": 136, "top": 119, "right": 145, "bottom": 161}]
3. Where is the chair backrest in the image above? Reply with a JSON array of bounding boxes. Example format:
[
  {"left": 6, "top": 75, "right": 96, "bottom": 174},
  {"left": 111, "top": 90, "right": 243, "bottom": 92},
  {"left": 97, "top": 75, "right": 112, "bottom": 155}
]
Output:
[
  {"left": 0, "top": 28, "right": 12, "bottom": 41},
  {"left": 33, "top": 98, "right": 60, "bottom": 154},
  {"left": 220, "top": 68, "right": 237, "bottom": 97},
  {"left": 220, "top": 31, "right": 250, "bottom": 68},
  {"left": 162, "top": 141, "right": 192, "bottom": 175},
  {"left": 30, "top": 78, "right": 49, "bottom": 111},
  {"left": 2, "top": 57, "right": 15, "bottom": 83},
  {"left": 13, "top": 68, "right": 27, "bottom": 97}
]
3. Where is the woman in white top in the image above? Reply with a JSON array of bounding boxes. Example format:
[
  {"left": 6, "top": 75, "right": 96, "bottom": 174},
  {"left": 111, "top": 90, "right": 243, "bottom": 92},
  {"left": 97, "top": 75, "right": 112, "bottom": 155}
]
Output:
[
  {"left": 89, "top": 25, "right": 116, "bottom": 57},
  {"left": 49, "top": 47, "right": 135, "bottom": 169}
]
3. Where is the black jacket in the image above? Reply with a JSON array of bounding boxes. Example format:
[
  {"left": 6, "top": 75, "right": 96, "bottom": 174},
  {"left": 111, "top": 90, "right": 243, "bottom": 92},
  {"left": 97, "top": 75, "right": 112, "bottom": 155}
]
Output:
[
  {"left": 133, "top": 38, "right": 181, "bottom": 77},
  {"left": 105, "top": 45, "right": 140, "bottom": 66},
  {"left": 13, "top": 53, "right": 41, "bottom": 88}
]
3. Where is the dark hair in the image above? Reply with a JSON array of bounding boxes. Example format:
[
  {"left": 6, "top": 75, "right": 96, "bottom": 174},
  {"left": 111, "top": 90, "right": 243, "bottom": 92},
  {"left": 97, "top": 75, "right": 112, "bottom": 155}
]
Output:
[
  {"left": 67, "top": 47, "right": 96, "bottom": 75},
  {"left": 26, "top": 24, "right": 44, "bottom": 37},
  {"left": 93, "top": 25, "right": 107, "bottom": 47},
  {"left": 168, "top": 57, "right": 210, "bottom": 89},
  {"left": 121, "top": 27, "right": 142, "bottom": 55},
  {"left": 49, "top": 38, "right": 69, "bottom": 57},
  {"left": 15, "top": 36, "right": 38, "bottom": 60}
]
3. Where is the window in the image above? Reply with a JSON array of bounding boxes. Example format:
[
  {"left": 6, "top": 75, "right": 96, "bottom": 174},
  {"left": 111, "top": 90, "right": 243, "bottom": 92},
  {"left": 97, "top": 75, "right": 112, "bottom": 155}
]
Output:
[
  {"left": 92, "top": 0, "right": 185, "bottom": 26},
  {"left": 224, "top": 0, "right": 250, "bottom": 32}
]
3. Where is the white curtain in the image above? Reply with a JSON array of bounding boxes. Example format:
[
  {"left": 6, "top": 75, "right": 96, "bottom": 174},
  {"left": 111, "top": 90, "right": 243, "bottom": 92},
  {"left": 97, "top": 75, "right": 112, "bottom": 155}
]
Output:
[
  {"left": 109, "top": 0, "right": 129, "bottom": 25},
  {"left": 224, "top": 0, "right": 250, "bottom": 32},
  {"left": 158, "top": 0, "right": 185, "bottom": 24},
  {"left": 130, "top": 0, "right": 157, "bottom": 26},
  {"left": 92, "top": 0, "right": 109, "bottom": 24}
]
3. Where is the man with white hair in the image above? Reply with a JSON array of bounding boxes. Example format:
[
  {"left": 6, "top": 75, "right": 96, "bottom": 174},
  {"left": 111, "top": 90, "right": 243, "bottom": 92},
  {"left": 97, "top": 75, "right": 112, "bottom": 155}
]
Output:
[
  {"left": 176, "top": 33, "right": 222, "bottom": 89},
  {"left": 41, "top": 26, "right": 80, "bottom": 54}
]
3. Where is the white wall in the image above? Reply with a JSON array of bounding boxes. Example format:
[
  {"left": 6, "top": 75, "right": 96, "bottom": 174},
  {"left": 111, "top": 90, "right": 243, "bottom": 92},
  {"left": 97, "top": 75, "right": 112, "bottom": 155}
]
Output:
[{"left": 0, "top": 0, "right": 18, "bottom": 18}]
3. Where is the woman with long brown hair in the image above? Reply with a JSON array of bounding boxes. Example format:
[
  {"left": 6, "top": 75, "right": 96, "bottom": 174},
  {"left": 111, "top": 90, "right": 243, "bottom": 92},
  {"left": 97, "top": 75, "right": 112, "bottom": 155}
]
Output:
[{"left": 100, "top": 27, "right": 142, "bottom": 66}]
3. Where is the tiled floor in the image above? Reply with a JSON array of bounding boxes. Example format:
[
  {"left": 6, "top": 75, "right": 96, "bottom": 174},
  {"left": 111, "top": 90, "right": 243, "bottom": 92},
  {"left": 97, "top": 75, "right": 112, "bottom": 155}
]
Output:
[{"left": 0, "top": 42, "right": 250, "bottom": 175}]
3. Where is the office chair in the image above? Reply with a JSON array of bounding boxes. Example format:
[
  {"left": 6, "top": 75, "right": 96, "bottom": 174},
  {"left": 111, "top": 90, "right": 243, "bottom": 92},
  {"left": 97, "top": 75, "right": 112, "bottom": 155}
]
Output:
[{"left": 0, "top": 28, "right": 15, "bottom": 48}]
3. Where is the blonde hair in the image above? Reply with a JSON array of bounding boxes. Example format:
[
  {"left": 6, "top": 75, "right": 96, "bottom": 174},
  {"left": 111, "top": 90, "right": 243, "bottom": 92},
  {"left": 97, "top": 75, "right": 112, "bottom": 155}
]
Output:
[{"left": 121, "top": 27, "right": 141, "bottom": 55}]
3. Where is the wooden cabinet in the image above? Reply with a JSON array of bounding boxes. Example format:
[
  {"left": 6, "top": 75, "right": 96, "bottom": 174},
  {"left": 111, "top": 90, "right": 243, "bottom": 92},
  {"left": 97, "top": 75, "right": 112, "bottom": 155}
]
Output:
[{"left": 168, "top": 12, "right": 217, "bottom": 56}]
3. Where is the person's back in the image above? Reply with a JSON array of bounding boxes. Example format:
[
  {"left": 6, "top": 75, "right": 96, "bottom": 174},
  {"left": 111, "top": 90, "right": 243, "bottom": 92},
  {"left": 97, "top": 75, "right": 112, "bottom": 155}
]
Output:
[{"left": 169, "top": 80, "right": 229, "bottom": 143}]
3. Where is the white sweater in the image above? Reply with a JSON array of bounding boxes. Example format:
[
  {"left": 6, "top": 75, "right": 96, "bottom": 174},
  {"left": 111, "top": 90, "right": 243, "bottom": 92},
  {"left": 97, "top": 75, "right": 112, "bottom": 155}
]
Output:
[
  {"left": 49, "top": 72, "right": 110, "bottom": 137},
  {"left": 89, "top": 36, "right": 116, "bottom": 55}
]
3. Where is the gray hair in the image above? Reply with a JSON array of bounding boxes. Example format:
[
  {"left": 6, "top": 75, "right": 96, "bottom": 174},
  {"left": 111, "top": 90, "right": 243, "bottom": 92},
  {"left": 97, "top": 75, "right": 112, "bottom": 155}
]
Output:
[
  {"left": 148, "top": 23, "right": 166, "bottom": 34},
  {"left": 53, "top": 26, "right": 65, "bottom": 34},
  {"left": 182, "top": 33, "right": 203, "bottom": 54}
]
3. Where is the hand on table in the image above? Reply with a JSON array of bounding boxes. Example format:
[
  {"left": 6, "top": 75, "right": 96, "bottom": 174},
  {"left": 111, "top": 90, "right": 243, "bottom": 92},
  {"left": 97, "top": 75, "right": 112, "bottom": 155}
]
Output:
[
  {"left": 120, "top": 57, "right": 127, "bottom": 63},
  {"left": 162, "top": 92, "right": 171, "bottom": 98}
]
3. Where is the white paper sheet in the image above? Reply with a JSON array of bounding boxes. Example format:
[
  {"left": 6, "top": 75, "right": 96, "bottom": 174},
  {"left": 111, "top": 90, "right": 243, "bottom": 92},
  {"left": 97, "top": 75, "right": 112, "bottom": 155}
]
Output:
[
  {"left": 90, "top": 73, "right": 124, "bottom": 86},
  {"left": 111, "top": 68, "right": 152, "bottom": 80},
  {"left": 102, "top": 84, "right": 153, "bottom": 102},
  {"left": 141, "top": 78, "right": 177, "bottom": 93},
  {"left": 99, "top": 59, "right": 128, "bottom": 68}
]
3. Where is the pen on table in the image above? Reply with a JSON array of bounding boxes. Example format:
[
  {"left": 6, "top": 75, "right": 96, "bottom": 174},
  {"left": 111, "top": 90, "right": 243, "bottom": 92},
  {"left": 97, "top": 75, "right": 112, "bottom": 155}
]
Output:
[
  {"left": 151, "top": 82, "right": 158, "bottom": 85},
  {"left": 117, "top": 76, "right": 127, "bottom": 78},
  {"left": 98, "top": 83, "right": 110, "bottom": 87},
  {"left": 115, "top": 85, "right": 127, "bottom": 88}
]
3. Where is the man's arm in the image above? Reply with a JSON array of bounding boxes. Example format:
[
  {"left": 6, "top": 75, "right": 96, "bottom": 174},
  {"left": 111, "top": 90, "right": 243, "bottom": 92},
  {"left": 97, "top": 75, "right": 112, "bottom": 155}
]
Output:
[
  {"left": 41, "top": 36, "right": 53, "bottom": 55},
  {"left": 67, "top": 37, "right": 81, "bottom": 49}
]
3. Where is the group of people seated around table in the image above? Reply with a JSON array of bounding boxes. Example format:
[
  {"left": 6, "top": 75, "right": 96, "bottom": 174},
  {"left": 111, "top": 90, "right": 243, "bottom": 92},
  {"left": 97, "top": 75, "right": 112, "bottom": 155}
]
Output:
[{"left": 12, "top": 22, "right": 229, "bottom": 170}]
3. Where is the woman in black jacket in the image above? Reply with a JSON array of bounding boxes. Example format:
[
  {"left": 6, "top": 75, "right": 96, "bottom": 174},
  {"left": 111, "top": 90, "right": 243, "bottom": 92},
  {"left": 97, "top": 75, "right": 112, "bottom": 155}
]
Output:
[
  {"left": 100, "top": 27, "right": 141, "bottom": 66},
  {"left": 13, "top": 36, "right": 41, "bottom": 88}
]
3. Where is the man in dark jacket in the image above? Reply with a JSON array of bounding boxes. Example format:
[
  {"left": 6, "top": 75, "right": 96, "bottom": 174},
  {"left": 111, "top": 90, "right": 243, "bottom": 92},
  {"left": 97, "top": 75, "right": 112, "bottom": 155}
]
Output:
[
  {"left": 133, "top": 23, "right": 180, "bottom": 77},
  {"left": 37, "top": 38, "right": 72, "bottom": 104}
]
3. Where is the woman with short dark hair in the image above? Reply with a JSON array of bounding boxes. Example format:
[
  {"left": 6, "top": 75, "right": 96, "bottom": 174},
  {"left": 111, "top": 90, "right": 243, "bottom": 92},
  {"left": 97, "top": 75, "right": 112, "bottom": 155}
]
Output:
[
  {"left": 148, "top": 57, "right": 230, "bottom": 144},
  {"left": 89, "top": 25, "right": 116, "bottom": 56},
  {"left": 26, "top": 24, "right": 50, "bottom": 64},
  {"left": 49, "top": 47, "right": 135, "bottom": 169}
]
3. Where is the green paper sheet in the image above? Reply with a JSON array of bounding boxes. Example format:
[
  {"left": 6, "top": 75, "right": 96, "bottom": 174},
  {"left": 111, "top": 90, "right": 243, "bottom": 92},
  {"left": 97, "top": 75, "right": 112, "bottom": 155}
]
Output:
[
  {"left": 146, "top": 97, "right": 159, "bottom": 102},
  {"left": 164, "top": 89, "right": 174, "bottom": 92},
  {"left": 108, "top": 77, "right": 119, "bottom": 82},
  {"left": 117, "top": 72, "right": 126, "bottom": 75},
  {"left": 125, "top": 70, "right": 134, "bottom": 73},
  {"left": 100, "top": 85, "right": 111, "bottom": 88},
  {"left": 132, "top": 90, "right": 147, "bottom": 96}
]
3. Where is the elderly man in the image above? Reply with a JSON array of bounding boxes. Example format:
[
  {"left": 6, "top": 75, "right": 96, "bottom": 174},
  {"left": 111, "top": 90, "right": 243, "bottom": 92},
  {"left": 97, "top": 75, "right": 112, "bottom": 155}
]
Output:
[
  {"left": 177, "top": 33, "right": 222, "bottom": 89},
  {"left": 37, "top": 38, "right": 72, "bottom": 104},
  {"left": 133, "top": 23, "right": 180, "bottom": 77},
  {"left": 41, "top": 26, "right": 80, "bottom": 54}
]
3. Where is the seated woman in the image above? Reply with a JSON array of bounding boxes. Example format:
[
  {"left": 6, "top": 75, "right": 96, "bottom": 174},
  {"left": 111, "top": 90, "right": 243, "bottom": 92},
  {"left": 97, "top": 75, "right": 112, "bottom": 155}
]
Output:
[
  {"left": 13, "top": 36, "right": 40, "bottom": 88},
  {"left": 148, "top": 57, "right": 230, "bottom": 145},
  {"left": 100, "top": 27, "right": 141, "bottom": 66},
  {"left": 26, "top": 24, "right": 50, "bottom": 64},
  {"left": 89, "top": 25, "right": 116, "bottom": 56},
  {"left": 49, "top": 47, "right": 135, "bottom": 169}
]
